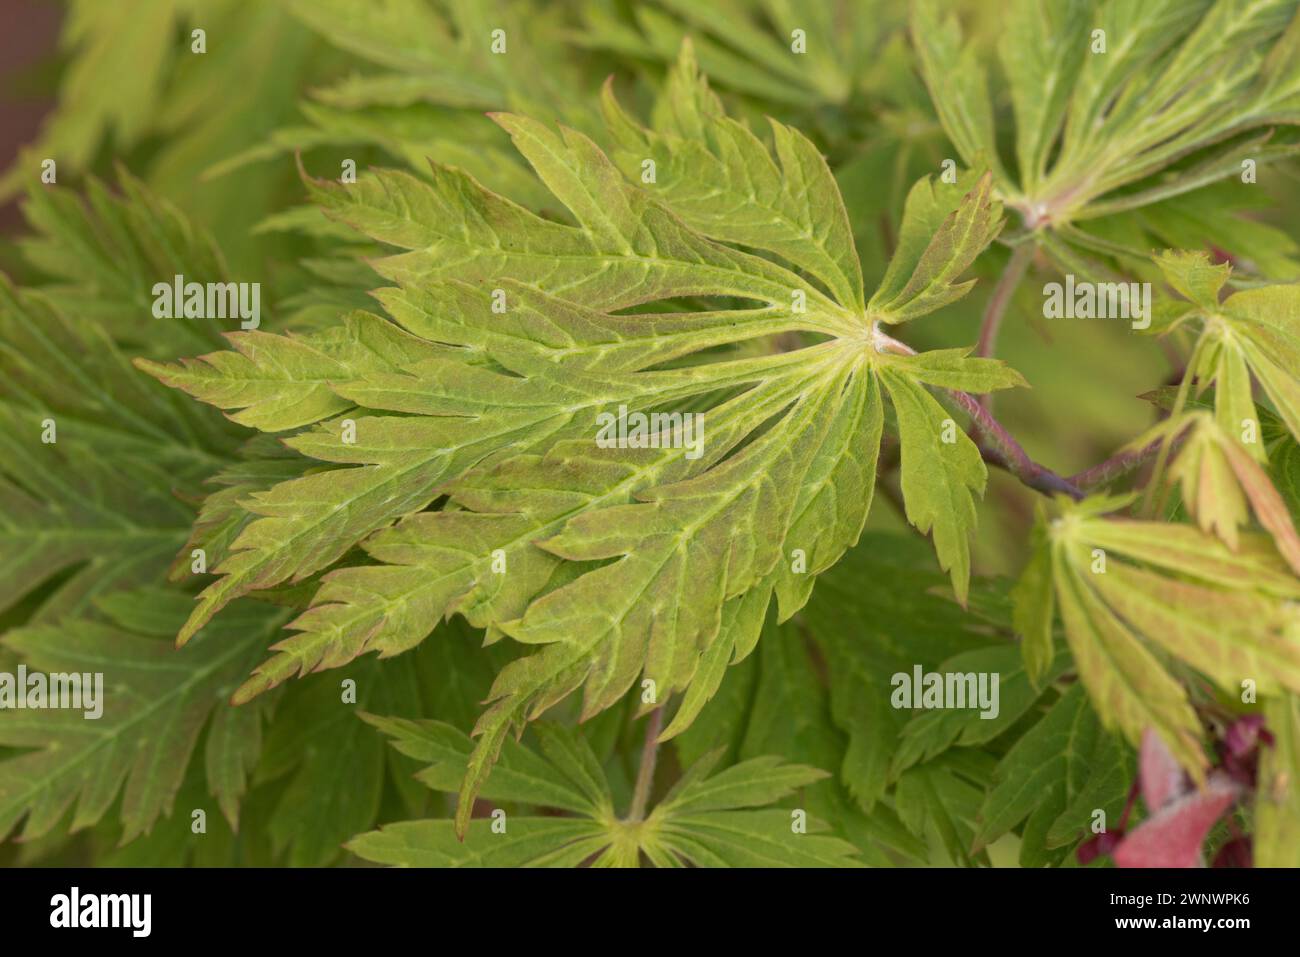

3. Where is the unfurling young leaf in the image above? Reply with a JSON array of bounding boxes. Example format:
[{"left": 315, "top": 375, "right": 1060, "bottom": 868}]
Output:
[
  {"left": 1132, "top": 411, "right": 1300, "bottom": 575},
  {"left": 1013, "top": 493, "right": 1300, "bottom": 774},
  {"left": 1150, "top": 251, "right": 1300, "bottom": 459}
]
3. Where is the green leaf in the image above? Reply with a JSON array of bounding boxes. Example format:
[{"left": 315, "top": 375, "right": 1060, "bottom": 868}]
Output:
[
  {"left": 578, "top": 1, "right": 886, "bottom": 107},
  {"left": 1144, "top": 412, "right": 1300, "bottom": 574},
  {"left": 894, "top": 754, "right": 993, "bottom": 866},
  {"left": 1011, "top": 507, "right": 1057, "bottom": 684},
  {"left": 144, "top": 55, "right": 1019, "bottom": 831},
  {"left": 1019, "top": 494, "right": 1300, "bottom": 776},
  {"left": 1216, "top": 283, "right": 1300, "bottom": 443},
  {"left": 286, "top": 0, "right": 584, "bottom": 116},
  {"left": 15, "top": 167, "right": 234, "bottom": 352},
  {"left": 656, "top": 753, "right": 827, "bottom": 815},
  {"left": 801, "top": 534, "right": 1002, "bottom": 812},
  {"left": 0, "top": 592, "right": 286, "bottom": 842},
  {"left": 646, "top": 749, "right": 860, "bottom": 868},
  {"left": 1256, "top": 693, "right": 1300, "bottom": 866},
  {"left": 260, "top": 651, "right": 427, "bottom": 867},
  {"left": 0, "top": 0, "right": 182, "bottom": 197},
  {"left": 1154, "top": 249, "right": 1232, "bottom": 311},
  {"left": 916, "top": 0, "right": 1300, "bottom": 271},
  {"left": 910, "top": 0, "right": 1004, "bottom": 183},
  {"left": 997, "top": 0, "right": 1091, "bottom": 196},
  {"left": 648, "top": 807, "right": 861, "bottom": 868},
  {"left": 136, "top": 312, "right": 447, "bottom": 432},
  {"left": 879, "top": 368, "right": 987, "bottom": 604},
  {"left": 601, "top": 39, "right": 865, "bottom": 312},
  {"left": 678, "top": 599, "right": 926, "bottom": 864},
  {"left": 347, "top": 817, "right": 612, "bottom": 867},
  {"left": 868, "top": 171, "right": 1004, "bottom": 323},
  {"left": 891, "top": 645, "right": 1068, "bottom": 778},
  {"left": 362, "top": 716, "right": 601, "bottom": 816},
  {"left": 1270, "top": 428, "right": 1300, "bottom": 524},
  {"left": 0, "top": 272, "right": 235, "bottom": 624},
  {"left": 355, "top": 711, "right": 856, "bottom": 868},
  {"left": 973, "top": 684, "right": 1129, "bottom": 861},
  {"left": 1145, "top": 261, "right": 1300, "bottom": 469}
]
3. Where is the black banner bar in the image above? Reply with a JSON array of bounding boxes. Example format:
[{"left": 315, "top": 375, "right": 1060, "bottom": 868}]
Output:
[{"left": 0, "top": 866, "right": 1276, "bottom": 943}]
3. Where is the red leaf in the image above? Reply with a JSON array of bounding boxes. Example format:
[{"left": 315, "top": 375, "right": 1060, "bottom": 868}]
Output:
[
  {"left": 1224, "top": 715, "right": 1268, "bottom": 757},
  {"left": 1113, "top": 775, "right": 1239, "bottom": 868},
  {"left": 1138, "top": 729, "right": 1188, "bottom": 812}
]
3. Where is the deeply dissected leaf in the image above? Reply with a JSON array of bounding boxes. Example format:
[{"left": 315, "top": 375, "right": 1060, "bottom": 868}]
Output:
[
  {"left": 1151, "top": 256, "right": 1300, "bottom": 457},
  {"left": 973, "top": 684, "right": 1130, "bottom": 864},
  {"left": 804, "top": 535, "right": 1010, "bottom": 810},
  {"left": 287, "top": 0, "right": 584, "bottom": 117},
  {"left": 7, "top": 0, "right": 1299, "bottom": 874},
  {"left": 259, "top": 653, "right": 429, "bottom": 867},
  {"left": 17, "top": 169, "right": 234, "bottom": 355},
  {"left": 578, "top": 0, "right": 901, "bottom": 108},
  {"left": 1014, "top": 493, "right": 1300, "bottom": 775},
  {"left": 348, "top": 816, "right": 613, "bottom": 867},
  {"left": 1135, "top": 411, "right": 1300, "bottom": 575},
  {"left": 0, "top": 0, "right": 185, "bottom": 197},
  {"left": 0, "top": 224, "right": 239, "bottom": 623},
  {"left": 601, "top": 41, "right": 865, "bottom": 312},
  {"left": 893, "top": 753, "right": 993, "bottom": 866},
  {"left": 142, "top": 49, "right": 1024, "bottom": 832},
  {"left": 890, "top": 644, "right": 1068, "bottom": 778},
  {"left": 0, "top": 590, "right": 286, "bottom": 842},
  {"left": 676, "top": 581, "right": 929, "bottom": 866},
  {"left": 230, "top": 0, "right": 600, "bottom": 211},
  {"left": 350, "top": 715, "right": 857, "bottom": 867},
  {"left": 2, "top": 0, "right": 320, "bottom": 276},
  {"left": 914, "top": 0, "right": 1300, "bottom": 275}
]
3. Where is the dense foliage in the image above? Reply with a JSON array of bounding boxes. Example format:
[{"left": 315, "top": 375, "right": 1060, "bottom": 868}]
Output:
[{"left": 2, "top": 0, "right": 1299, "bottom": 868}]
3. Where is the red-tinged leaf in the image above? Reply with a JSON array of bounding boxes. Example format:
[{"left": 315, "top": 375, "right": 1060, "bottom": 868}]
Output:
[
  {"left": 1224, "top": 714, "right": 1271, "bottom": 757},
  {"left": 1220, "top": 434, "right": 1300, "bottom": 576},
  {"left": 1219, "top": 715, "right": 1271, "bottom": 789},
  {"left": 1113, "top": 775, "right": 1240, "bottom": 868},
  {"left": 1139, "top": 728, "right": 1189, "bottom": 812}
]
